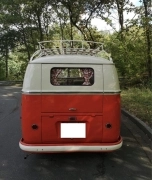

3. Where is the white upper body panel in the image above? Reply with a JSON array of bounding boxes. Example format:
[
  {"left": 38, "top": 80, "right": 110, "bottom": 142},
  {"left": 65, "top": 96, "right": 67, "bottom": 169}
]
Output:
[
  {"left": 22, "top": 64, "right": 41, "bottom": 92},
  {"left": 103, "top": 65, "right": 120, "bottom": 93},
  {"left": 22, "top": 55, "right": 120, "bottom": 93}
]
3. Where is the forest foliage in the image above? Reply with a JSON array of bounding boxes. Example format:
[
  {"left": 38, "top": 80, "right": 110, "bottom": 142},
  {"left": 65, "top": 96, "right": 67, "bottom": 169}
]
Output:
[{"left": 0, "top": 0, "right": 151, "bottom": 88}]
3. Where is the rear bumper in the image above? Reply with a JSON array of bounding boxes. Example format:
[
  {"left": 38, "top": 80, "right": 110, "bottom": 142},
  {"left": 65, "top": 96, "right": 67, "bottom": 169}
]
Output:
[{"left": 19, "top": 137, "right": 123, "bottom": 153}]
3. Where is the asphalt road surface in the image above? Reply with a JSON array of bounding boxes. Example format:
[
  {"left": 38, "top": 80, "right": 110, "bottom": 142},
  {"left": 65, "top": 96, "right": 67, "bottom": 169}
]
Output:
[{"left": 0, "top": 85, "right": 151, "bottom": 180}]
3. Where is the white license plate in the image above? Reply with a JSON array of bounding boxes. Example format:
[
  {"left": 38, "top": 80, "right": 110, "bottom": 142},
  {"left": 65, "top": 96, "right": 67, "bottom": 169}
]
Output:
[{"left": 60, "top": 123, "right": 86, "bottom": 138}]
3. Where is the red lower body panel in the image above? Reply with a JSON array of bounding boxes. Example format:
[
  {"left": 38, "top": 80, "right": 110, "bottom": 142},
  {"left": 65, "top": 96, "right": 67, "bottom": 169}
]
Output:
[{"left": 21, "top": 94, "right": 121, "bottom": 149}]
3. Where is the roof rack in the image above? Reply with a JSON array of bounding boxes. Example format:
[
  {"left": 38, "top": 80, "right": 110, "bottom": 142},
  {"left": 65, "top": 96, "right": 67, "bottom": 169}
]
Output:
[{"left": 30, "top": 40, "right": 112, "bottom": 62}]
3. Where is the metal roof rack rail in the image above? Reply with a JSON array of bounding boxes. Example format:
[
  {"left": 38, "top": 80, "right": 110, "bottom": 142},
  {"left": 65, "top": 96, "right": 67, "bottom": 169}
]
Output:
[{"left": 30, "top": 40, "right": 112, "bottom": 62}]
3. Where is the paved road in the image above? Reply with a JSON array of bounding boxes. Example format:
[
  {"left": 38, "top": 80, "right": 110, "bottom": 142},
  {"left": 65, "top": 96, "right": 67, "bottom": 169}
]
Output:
[{"left": 0, "top": 86, "right": 151, "bottom": 180}]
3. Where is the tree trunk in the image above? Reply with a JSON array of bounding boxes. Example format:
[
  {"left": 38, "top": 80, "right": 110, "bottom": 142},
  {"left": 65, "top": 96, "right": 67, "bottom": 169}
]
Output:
[
  {"left": 36, "top": 10, "right": 44, "bottom": 41},
  {"left": 115, "top": 0, "right": 124, "bottom": 40},
  {"left": 70, "top": 21, "right": 74, "bottom": 48},
  {"left": 5, "top": 50, "right": 8, "bottom": 78},
  {"left": 59, "top": 17, "right": 64, "bottom": 40},
  {"left": 4, "top": 38, "right": 8, "bottom": 78},
  {"left": 143, "top": 0, "right": 152, "bottom": 79},
  {"left": 21, "top": 28, "right": 31, "bottom": 60}
]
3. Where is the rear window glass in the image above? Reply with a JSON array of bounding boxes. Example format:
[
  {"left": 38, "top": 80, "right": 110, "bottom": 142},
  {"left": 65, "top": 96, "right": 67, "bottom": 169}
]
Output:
[{"left": 51, "top": 68, "right": 94, "bottom": 86}]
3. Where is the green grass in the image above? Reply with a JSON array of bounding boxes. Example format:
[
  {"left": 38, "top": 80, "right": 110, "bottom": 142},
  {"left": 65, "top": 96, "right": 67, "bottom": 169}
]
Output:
[{"left": 121, "top": 88, "right": 152, "bottom": 128}]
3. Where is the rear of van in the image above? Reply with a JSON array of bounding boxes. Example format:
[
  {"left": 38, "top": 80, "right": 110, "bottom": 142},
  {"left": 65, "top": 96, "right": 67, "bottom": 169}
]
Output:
[{"left": 19, "top": 54, "right": 122, "bottom": 153}]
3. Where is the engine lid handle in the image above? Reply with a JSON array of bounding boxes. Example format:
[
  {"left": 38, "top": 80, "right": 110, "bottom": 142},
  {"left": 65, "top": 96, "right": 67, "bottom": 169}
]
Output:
[{"left": 69, "top": 108, "right": 77, "bottom": 111}]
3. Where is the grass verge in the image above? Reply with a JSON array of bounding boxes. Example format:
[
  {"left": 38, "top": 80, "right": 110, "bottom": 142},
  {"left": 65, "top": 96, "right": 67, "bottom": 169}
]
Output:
[{"left": 121, "top": 88, "right": 152, "bottom": 128}]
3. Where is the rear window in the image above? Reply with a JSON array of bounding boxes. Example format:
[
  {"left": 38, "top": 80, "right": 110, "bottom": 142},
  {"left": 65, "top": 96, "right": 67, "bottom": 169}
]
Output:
[{"left": 51, "top": 68, "right": 94, "bottom": 86}]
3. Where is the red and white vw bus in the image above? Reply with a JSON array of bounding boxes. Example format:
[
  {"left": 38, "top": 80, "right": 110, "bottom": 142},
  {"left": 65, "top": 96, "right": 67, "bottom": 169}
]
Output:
[{"left": 19, "top": 40, "right": 122, "bottom": 153}]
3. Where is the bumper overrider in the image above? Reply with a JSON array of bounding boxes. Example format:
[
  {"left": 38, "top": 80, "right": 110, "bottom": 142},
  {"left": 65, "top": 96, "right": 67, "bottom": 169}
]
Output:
[{"left": 19, "top": 136, "right": 122, "bottom": 153}]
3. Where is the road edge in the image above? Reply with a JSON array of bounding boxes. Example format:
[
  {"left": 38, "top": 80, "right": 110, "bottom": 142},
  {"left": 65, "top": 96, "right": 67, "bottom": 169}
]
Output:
[{"left": 121, "top": 108, "right": 152, "bottom": 140}]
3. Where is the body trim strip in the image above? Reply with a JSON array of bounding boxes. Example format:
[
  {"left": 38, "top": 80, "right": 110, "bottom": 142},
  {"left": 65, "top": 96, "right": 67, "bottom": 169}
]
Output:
[{"left": 22, "top": 91, "right": 121, "bottom": 95}]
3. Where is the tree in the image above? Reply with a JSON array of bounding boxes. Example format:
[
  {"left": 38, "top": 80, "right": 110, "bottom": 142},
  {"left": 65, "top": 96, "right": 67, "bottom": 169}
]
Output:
[
  {"left": 0, "top": 29, "right": 20, "bottom": 78},
  {"left": 51, "top": 0, "right": 110, "bottom": 44}
]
